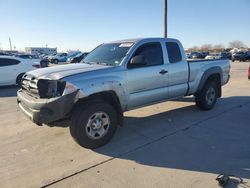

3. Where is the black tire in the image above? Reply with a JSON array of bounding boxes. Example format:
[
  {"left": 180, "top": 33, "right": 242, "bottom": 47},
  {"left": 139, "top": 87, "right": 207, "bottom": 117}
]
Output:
[
  {"left": 54, "top": 59, "right": 59, "bottom": 64},
  {"left": 16, "top": 73, "right": 25, "bottom": 87},
  {"left": 40, "top": 61, "right": 48, "bottom": 68},
  {"left": 195, "top": 81, "right": 218, "bottom": 110},
  {"left": 70, "top": 100, "right": 118, "bottom": 149}
]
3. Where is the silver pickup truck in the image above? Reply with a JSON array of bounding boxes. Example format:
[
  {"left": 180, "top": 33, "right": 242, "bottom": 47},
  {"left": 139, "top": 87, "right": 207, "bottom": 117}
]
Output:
[{"left": 17, "top": 38, "right": 230, "bottom": 148}]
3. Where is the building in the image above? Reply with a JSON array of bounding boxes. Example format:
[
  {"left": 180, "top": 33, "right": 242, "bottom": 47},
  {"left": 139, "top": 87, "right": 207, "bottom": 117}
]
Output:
[{"left": 25, "top": 47, "right": 57, "bottom": 55}]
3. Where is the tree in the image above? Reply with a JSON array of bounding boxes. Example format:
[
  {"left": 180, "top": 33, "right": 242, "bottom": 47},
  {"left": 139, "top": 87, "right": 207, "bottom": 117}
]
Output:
[
  {"left": 213, "top": 44, "right": 225, "bottom": 52},
  {"left": 200, "top": 44, "right": 212, "bottom": 51},
  {"left": 190, "top": 46, "right": 199, "bottom": 51},
  {"left": 228, "top": 40, "right": 247, "bottom": 49}
]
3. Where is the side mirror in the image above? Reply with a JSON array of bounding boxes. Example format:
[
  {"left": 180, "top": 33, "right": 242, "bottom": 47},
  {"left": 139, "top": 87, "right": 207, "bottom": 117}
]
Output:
[{"left": 128, "top": 55, "right": 146, "bottom": 68}]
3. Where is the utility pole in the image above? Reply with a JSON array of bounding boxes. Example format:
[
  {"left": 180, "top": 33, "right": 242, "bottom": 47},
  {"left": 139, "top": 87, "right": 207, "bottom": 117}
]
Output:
[
  {"left": 9, "top": 37, "right": 12, "bottom": 51},
  {"left": 164, "top": 0, "right": 168, "bottom": 38}
]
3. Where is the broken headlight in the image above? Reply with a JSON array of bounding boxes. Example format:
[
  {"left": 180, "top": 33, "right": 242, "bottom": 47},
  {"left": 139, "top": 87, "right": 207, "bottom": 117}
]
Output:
[{"left": 37, "top": 79, "right": 66, "bottom": 98}]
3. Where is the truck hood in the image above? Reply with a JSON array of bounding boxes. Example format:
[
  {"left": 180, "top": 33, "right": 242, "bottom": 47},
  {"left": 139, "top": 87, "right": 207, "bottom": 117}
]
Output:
[{"left": 27, "top": 63, "right": 110, "bottom": 80}]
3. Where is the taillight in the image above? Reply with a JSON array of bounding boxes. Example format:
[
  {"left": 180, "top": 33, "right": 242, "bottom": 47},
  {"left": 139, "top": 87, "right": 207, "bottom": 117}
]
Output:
[
  {"left": 248, "top": 67, "right": 250, "bottom": 80},
  {"left": 32, "top": 64, "right": 40, "bottom": 68}
]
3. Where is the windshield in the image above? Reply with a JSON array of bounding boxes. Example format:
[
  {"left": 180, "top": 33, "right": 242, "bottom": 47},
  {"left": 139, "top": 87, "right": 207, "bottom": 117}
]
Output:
[{"left": 83, "top": 42, "right": 134, "bottom": 66}]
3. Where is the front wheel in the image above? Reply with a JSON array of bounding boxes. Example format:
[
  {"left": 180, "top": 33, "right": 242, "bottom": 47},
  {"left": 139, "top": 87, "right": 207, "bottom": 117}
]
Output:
[
  {"left": 70, "top": 100, "right": 118, "bottom": 149},
  {"left": 195, "top": 81, "right": 218, "bottom": 110}
]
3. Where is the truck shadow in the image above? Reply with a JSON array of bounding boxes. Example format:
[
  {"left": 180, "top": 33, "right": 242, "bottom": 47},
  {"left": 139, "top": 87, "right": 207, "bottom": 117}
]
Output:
[
  {"left": 47, "top": 96, "right": 250, "bottom": 181},
  {"left": 0, "top": 85, "right": 19, "bottom": 97},
  {"left": 92, "top": 96, "right": 250, "bottom": 181}
]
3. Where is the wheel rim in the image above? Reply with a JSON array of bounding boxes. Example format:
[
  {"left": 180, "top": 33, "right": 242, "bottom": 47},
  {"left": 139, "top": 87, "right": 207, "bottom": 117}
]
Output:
[
  {"left": 85, "top": 112, "right": 110, "bottom": 140},
  {"left": 206, "top": 87, "right": 216, "bottom": 105}
]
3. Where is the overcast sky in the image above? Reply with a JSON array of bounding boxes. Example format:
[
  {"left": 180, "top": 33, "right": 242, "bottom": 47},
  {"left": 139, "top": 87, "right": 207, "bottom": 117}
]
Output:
[{"left": 0, "top": 0, "right": 250, "bottom": 52}]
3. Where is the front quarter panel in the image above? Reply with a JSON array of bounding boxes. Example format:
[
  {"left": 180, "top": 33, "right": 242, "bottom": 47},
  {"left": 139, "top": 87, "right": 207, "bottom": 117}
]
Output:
[{"left": 63, "top": 68, "right": 128, "bottom": 110}]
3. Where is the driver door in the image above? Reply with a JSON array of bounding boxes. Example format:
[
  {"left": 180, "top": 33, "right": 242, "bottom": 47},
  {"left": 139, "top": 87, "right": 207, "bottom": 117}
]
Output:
[{"left": 125, "top": 42, "right": 169, "bottom": 109}]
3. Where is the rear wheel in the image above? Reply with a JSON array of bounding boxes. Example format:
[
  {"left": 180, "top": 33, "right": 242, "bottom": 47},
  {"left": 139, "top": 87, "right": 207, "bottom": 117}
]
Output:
[
  {"left": 195, "top": 81, "right": 218, "bottom": 110},
  {"left": 40, "top": 60, "right": 48, "bottom": 67},
  {"left": 70, "top": 100, "right": 118, "bottom": 149},
  {"left": 54, "top": 59, "right": 59, "bottom": 64}
]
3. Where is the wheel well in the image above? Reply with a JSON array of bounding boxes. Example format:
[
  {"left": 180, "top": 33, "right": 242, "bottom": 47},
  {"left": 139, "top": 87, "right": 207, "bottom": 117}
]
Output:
[
  {"left": 16, "top": 73, "right": 25, "bottom": 84},
  {"left": 73, "top": 91, "right": 124, "bottom": 126},
  {"left": 207, "top": 74, "right": 221, "bottom": 98}
]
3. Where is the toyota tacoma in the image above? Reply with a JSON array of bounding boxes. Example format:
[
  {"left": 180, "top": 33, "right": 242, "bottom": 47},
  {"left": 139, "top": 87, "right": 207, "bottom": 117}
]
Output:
[{"left": 17, "top": 38, "right": 230, "bottom": 148}]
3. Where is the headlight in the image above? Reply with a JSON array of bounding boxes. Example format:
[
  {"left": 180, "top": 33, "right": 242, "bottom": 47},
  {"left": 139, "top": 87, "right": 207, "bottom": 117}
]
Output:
[{"left": 37, "top": 79, "right": 66, "bottom": 98}]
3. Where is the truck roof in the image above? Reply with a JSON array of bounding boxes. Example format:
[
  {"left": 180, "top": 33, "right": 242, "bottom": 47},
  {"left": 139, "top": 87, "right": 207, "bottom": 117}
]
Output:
[{"left": 109, "top": 38, "right": 179, "bottom": 44}]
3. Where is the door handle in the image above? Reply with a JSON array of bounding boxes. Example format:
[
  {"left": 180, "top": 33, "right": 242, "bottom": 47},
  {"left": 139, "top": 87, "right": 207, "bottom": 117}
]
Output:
[{"left": 159, "top": 69, "right": 168, "bottom": 75}]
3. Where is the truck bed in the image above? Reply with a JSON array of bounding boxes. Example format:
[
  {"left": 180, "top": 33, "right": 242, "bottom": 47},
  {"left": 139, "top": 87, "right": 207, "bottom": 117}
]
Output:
[
  {"left": 187, "top": 59, "right": 230, "bottom": 94},
  {"left": 187, "top": 59, "right": 229, "bottom": 63}
]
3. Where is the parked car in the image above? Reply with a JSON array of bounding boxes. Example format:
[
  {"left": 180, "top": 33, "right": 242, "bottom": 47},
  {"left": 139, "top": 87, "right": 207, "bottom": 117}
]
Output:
[
  {"left": 17, "top": 38, "right": 230, "bottom": 149},
  {"left": 40, "top": 57, "right": 49, "bottom": 68},
  {"left": 205, "top": 53, "right": 222, "bottom": 60},
  {"left": 185, "top": 53, "right": 191, "bottom": 59},
  {"left": 220, "top": 52, "right": 232, "bottom": 60},
  {"left": 199, "top": 52, "right": 209, "bottom": 59},
  {"left": 232, "top": 51, "right": 250, "bottom": 62},
  {"left": 48, "top": 53, "right": 68, "bottom": 64},
  {"left": 15, "top": 53, "right": 48, "bottom": 68},
  {"left": 0, "top": 52, "right": 8, "bottom": 55},
  {"left": 190, "top": 52, "right": 203, "bottom": 59},
  {"left": 49, "top": 52, "right": 81, "bottom": 64},
  {"left": 0, "top": 55, "right": 39, "bottom": 86},
  {"left": 67, "top": 52, "right": 89, "bottom": 63},
  {"left": 15, "top": 54, "right": 41, "bottom": 62}
]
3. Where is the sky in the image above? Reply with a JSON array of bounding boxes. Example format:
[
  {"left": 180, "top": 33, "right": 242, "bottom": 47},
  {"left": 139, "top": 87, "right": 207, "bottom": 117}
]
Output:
[{"left": 0, "top": 0, "right": 250, "bottom": 52}]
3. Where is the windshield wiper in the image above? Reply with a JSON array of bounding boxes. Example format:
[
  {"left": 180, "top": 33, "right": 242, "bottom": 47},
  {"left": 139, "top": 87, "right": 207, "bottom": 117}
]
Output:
[
  {"left": 82, "top": 60, "right": 109, "bottom": 66},
  {"left": 90, "top": 61, "right": 108, "bottom": 66}
]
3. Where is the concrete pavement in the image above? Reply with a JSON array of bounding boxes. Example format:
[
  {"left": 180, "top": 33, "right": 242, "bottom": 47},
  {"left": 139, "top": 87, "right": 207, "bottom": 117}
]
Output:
[{"left": 0, "top": 62, "right": 249, "bottom": 188}]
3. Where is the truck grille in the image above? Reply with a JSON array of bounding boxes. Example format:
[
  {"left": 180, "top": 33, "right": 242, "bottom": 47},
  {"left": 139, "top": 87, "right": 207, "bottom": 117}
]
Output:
[{"left": 21, "top": 74, "right": 39, "bottom": 98}]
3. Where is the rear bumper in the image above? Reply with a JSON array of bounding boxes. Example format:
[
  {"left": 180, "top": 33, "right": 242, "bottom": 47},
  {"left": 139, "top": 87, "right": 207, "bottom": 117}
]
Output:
[{"left": 17, "top": 89, "right": 77, "bottom": 125}]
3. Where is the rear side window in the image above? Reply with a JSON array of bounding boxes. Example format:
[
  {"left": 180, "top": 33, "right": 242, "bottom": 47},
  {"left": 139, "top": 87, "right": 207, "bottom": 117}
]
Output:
[
  {"left": 166, "top": 42, "right": 182, "bottom": 63},
  {"left": 19, "top": 55, "right": 30, "bottom": 59},
  {"left": 131, "top": 42, "right": 163, "bottom": 67},
  {"left": 0, "top": 58, "right": 20, "bottom": 67}
]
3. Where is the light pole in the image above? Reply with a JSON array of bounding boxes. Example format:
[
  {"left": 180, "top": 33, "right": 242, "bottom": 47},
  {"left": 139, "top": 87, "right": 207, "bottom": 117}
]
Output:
[
  {"left": 164, "top": 0, "right": 167, "bottom": 38},
  {"left": 9, "top": 37, "right": 12, "bottom": 51}
]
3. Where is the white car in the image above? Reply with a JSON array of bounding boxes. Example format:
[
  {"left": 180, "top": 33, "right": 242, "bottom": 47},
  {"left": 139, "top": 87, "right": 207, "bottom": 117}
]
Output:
[
  {"left": 15, "top": 54, "right": 41, "bottom": 64},
  {"left": 0, "top": 55, "right": 40, "bottom": 86},
  {"left": 205, "top": 53, "right": 222, "bottom": 60}
]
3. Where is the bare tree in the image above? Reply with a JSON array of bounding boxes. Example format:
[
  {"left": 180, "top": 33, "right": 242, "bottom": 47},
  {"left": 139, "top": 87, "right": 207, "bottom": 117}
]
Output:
[
  {"left": 190, "top": 46, "right": 199, "bottom": 51},
  {"left": 213, "top": 44, "right": 225, "bottom": 52},
  {"left": 228, "top": 40, "right": 246, "bottom": 49},
  {"left": 200, "top": 44, "right": 212, "bottom": 51}
]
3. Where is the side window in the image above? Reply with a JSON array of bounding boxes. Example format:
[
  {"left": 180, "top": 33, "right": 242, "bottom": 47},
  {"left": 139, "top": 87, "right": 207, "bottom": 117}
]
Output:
[
  {"left": 166, "top": 42, "right": 182, "bottom": 63},
  {"left": 128, "top": 42, "right": 163, "bottom": 68},
  {"left": 0, "top": 58, "right": 20, "bottom": 67}
]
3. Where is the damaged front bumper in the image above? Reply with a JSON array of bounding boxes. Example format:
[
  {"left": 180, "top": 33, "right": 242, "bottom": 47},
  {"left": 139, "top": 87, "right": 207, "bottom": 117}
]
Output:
[{"left": 17, "top": 89, "right": 78, "bottom": 125}]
